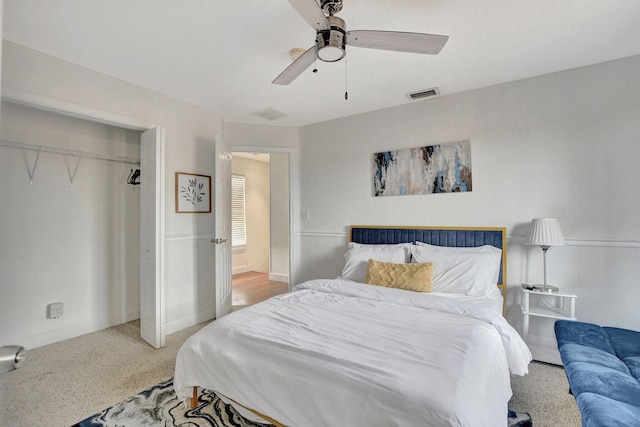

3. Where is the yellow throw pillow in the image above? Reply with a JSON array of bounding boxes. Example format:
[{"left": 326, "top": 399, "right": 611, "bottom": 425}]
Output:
[{"left": 364, "top": 259, "right": 433, "bottom": 293}]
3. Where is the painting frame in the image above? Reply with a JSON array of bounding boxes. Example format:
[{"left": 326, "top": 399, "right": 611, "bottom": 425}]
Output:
[{"left": 175, "top": 172, "right": 212, "bottom": 213}]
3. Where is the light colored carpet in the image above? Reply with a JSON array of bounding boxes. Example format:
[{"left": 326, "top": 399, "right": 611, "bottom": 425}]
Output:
[
  {"left": 1, "top": 320, "right": 581, "bottom": 427},
  {"left": 0, "top": 321, "right": 208, "bottom": 427},
  {"left": 509, "top": 361, "right": 582, "bottom": 427}
]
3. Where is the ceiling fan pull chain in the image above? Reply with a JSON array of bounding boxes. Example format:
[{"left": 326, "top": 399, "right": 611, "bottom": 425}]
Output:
[{"left": 344, "top": 55, "right": 348, "bottom": 100}]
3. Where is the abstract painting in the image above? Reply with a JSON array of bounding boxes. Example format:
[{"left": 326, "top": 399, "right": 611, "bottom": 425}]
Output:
[{"left": 373, "top": 141, "right": 472, "bottom": 196}]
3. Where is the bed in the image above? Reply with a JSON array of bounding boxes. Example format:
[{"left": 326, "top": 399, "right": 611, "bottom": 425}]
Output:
[{"left": 174, "top": 225, "right": 532, "bottom": 427}]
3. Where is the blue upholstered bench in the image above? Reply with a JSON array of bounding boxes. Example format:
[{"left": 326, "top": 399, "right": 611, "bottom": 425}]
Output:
[{"left": 555, "top": 320, "right": 640, "bottom": 427}]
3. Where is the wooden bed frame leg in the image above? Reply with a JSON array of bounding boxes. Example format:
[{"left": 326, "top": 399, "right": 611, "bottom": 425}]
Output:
[{"left": 191, "top": 386, "right": 198, "bottom": 409}]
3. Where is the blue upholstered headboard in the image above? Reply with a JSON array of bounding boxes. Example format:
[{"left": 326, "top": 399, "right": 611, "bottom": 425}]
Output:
[{"left": 350, "top": 225, "right": 507, "bottom": 314}]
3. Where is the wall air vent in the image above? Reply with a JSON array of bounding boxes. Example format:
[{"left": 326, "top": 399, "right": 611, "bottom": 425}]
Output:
[
  {"left": 408, "top": 87, "right": 440, "bottom": 100},
  {"left": 252, "top": 107, "right": 288, "bottom": 121}
]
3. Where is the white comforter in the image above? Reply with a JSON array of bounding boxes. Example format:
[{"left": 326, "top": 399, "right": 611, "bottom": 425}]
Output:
[{"left": 174, "top": 279, "right": 531, "bottom": 427}]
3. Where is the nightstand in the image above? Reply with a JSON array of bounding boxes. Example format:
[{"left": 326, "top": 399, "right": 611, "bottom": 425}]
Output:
[{"left": 521, "top": 285, "right": 577, "bottom": 342}]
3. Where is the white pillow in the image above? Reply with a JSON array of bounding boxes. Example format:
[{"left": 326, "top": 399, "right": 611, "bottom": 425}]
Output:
[
  {"left": 414, "top": 242, "right": 502, "bottom": 254},
  {"left": 410, "top": 246, "right": 502, "bottom": 297},
  {"left": 341, "top": 244, "right": 410, "bottom": 283}
]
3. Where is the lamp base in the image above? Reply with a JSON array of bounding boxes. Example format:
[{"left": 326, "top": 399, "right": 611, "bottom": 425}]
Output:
[{"left": 530, "top": 284, "right": 559, "bottom": 293}]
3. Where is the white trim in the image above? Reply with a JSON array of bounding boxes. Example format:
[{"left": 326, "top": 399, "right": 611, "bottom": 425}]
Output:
[
  {"left": 232, "top": 145, "right": 294, "bottom": 154},
  {"left": 164, "top": 233, "right": 216, "bottom": 241},
  {"left": 1, "top": 86, "right": 156, "bottom": 130},
  {"left": 288, "top": 151, "right": 297, "bottom": 290},
  {"left": 563, "top": 239, "right": 640, "bottom": 248},
  {"left": 508, "top": 235, "right": 640, "bottom": 249},
  {"left": 232, "top": 265, "right": 254, "bottom": 275},
  {"left": 299, "top": 231, "right": 348, "bottom": 239},
  {"left": 164, "top": 309, "right": 215, "bottom": 335},
  {"left": 18, "top": 309, "right": 140, "bottom": 350},
  {"left": 269, "top": 273, "right": 289, "bottom": 283}
]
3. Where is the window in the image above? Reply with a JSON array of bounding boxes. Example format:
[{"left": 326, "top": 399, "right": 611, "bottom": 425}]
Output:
[{"left": 231, "top": 174, "right": 247, "bottom": 247}]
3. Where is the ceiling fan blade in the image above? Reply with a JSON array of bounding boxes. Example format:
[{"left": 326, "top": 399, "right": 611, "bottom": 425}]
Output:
[
  {"left": 285, "top": 0, "right": 329, "bottom": 31},
  {"left": 347, "top": 30, "right": 449, "bottom": 55},
  {"left": 272, "top": 46, "right": 316, "bottom": 85}
]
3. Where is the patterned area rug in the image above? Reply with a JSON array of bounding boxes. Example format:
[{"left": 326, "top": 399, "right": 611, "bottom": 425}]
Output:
[{"left": 72, "top": 378, "right": 532, "bottom": 426}]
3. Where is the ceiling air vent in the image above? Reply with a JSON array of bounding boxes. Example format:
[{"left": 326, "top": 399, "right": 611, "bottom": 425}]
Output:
[
  {"left": 252, "top": 107, "right": 288, "bottom": 121},
  {"left": 408, "top": 87, "right": 440, "bottom": 100}
]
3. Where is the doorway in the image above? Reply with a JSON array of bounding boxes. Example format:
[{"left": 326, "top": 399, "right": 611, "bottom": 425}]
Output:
[{"left": 230, "top": 151, "right": 290, "bottom": 310}]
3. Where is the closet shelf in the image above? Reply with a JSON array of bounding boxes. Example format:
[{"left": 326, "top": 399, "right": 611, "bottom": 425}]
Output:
[{"left": 0, "top": 139, "right": 140, "bottom": 165}]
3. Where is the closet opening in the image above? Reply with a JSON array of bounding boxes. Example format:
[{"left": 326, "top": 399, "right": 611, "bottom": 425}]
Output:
[{"left": 0, "top": 100, "right": 146, "bottom": 347}]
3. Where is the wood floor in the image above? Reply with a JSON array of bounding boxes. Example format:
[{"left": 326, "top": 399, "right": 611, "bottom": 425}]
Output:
[{"left": 232, "top": 271, "right": 289, "bottom": 309}]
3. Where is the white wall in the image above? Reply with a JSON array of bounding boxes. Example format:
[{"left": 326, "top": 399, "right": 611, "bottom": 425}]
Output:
[
  {"left": 1, "top": 41, "right": 224, "bottom": 346},
  {"left": 0, "top": 0, "right": 3, "bottom": 121},
  {"left": 270, "top": 153, "right": 290, "bottom": 282},
  {"left": 231, "top": 156, "right": 270, "bottom": 274},
  {"left": 0, "top": 102, "right": 141, "bottom": 348},
  {"left": 297, "top": 54, "right": 640, "bottom": 363}
]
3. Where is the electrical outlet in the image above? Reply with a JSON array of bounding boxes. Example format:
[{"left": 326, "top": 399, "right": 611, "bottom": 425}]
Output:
[{"left": 47, "top": 302, "right": 64, "bottom": 319}]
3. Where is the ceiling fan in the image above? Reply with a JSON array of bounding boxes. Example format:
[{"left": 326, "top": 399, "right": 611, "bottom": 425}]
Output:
[{"left": 273, "top": 0, "right": 449, "bottom": 85}]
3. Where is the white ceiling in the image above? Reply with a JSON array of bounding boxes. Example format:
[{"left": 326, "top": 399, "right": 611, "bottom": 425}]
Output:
[{"left": 4, "top": 0, "right": 640, "bottom": 127}]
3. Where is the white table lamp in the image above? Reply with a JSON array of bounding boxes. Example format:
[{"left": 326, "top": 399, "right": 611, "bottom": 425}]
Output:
[{"left": 527, "top": 218, "right": 565, "bottom": 292}]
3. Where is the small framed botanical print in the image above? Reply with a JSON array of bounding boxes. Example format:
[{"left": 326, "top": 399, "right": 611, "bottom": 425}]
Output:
[{"left": 175, "top": 172, "right": 211, "bottom": 213}]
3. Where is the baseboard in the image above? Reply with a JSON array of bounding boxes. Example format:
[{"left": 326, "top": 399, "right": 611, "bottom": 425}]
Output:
[
  {"left": 124, "top": 309, "right": 140, "bottom": 323},
  {"left": 17, "top": 307, "right": 208, "bottom": 350},
  {"left": 164, "top": 309, "right": 215, "bottom": 336},
  {"left": 19, "top": 315, "right": 128, "bottom": 350},
  {"left": 232, "top": 265, "right": 253, "bottom": 275},
  {"left": 269, "top": 273, "right": 289, "bottom": 283}
]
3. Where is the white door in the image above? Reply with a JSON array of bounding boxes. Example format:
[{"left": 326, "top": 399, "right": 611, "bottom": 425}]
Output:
[
  {"left": 140, "top": 126, "right": 165, "bottom": 348},
  {"left": 214, "top": 134, "right": 233, "bottom": 318}
]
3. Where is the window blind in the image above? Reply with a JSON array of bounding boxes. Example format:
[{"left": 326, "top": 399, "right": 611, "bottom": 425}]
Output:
[{"left": 231, "top": 174, "right": 247, "bottom": 247}]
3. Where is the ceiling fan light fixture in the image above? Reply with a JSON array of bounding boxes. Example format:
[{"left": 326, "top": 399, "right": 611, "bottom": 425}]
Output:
[
  {"left": 315, "top": 16, "right": 346, "bottom": 62},
  {"left": 316, "top": 43, "right": 344, "bottom": 62}
]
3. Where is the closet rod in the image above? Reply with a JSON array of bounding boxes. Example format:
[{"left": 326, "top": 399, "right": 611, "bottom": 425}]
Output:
[{"left": 0, "top": 139, "right": 140, "bottom": 165}]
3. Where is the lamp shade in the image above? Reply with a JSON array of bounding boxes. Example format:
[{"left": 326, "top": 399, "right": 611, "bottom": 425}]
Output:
[{"left": 527, "top": 218, "right": 565, "bottom": 246}]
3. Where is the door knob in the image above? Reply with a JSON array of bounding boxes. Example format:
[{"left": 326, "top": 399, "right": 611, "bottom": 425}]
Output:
[{"left": 211, "top": 238, "right": 229, "bottom": 244}]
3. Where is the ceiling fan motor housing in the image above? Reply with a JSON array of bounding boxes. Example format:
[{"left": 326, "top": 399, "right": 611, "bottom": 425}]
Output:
[
  {"left": 316, "top": 15, "right": 346, "bottom": 62},
  {"left": 321, "top": 0, "right": 343, "bottom": 15}
]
